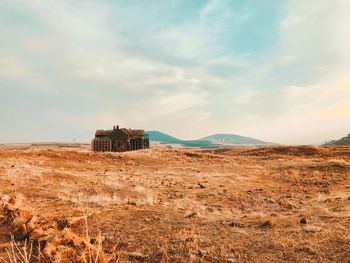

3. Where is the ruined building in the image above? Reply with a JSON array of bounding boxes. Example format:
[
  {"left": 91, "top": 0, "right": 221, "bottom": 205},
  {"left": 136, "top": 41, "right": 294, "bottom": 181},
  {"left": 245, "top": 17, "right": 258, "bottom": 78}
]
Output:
[{"left": 91, "top": 125, "right": 150, "bottom": 152}]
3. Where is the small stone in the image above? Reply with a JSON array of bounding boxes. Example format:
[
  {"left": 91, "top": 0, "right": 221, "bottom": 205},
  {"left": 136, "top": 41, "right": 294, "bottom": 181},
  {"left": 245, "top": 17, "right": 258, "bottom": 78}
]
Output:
[
  {"left": 206, "top": 207, "right": 214, "bottom": 212},
  {"left": 128, "top": 201, "right": 137, "bottom": 206},
  {"left": 260, "top": 220, "right": 273, "bottom": 228},
  {"left": 304, "top": 225, "right": 321, "bottom": 232},
  {"left": 185, "top": 212, "right": 198, "bottom": 218},
  {"left": 128, "top": 251, "right": 148, "bottom": 260},
  {"left": 299, "top": 218, "right": 307, "bottom": 225},
  {"left": 126, "top": 160, "right": 134, "bottom": 165},
  {"left": 228, "top": 222, "right": 244, "bottom": 228},
  {"left": 30, "top": 227, "right": 52, "bottom": 240},
  {"left": 198, "top": 183, "right": 205, "bottom": 189},
  {"left": 196, "top": 249, "right": 205, "bottom": 257}
]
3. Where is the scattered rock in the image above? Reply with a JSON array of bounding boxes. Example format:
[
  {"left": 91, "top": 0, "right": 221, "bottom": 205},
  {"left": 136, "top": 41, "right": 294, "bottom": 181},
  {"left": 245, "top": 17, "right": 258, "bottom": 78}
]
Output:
[
  {"left": 57, "top": 218, "right": 69, "bottom": 230},
  {"left": 195, "top": 249, "right": 205, "bottom": 257},
  {"left": 198, "top": 183, "right": 205, "bottom": 189},
  {"left": 299, "top": 218, "right": 307, "bottom": 225},
  {"left": 128, "top": 251, "right": 149, "bottom": 260},
  {"left": 30, "top": 227, "right": 55, "bottom": 241},
  {"left": 126, "top": 160, "right": 134, "bottom": 165},
  {"left": 206, "top": 207, "right": 214, "bottom": 212},
  {"left": 127, "top": 201, "right": 137, "bottom": 206},
  {"left": 304, "top": 225, "right": 321, "bottom": 232},
  {"left": 264, "top": 198, "right": 274, "bottom": 204},
  {"left": 279, "top": 200, "right": 297, "bottom": 209},
  {"left": 295, "top": 246, "right": 316, "bottom": 254},
  {"left": 228, "top": 222, "right": 244, "bottom": 228},
  {"left": 185, "top": 212, "right": 198, "bottom": 218},
  {"left": 9, "top": 195, "right": 16, "bottom": 204},
  {"left": 260, "top": 220, "right": 274, "bottom": 228}
]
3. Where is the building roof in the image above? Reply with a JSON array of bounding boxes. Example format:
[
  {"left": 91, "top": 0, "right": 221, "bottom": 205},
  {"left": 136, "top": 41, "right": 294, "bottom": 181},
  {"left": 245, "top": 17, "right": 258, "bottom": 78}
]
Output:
[
  {"left": 95, "top": 130, "right": 113, "bottom": 136},
  {"left": 95, "top": 128, "right": 144, "bottom": 137},
  {"left": 121, "top": 129, "right": 144, "bottom": 137}
]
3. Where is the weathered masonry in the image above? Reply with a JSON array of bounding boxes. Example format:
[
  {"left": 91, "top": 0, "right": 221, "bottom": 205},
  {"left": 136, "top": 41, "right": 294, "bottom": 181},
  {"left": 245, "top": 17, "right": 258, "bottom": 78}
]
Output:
[{"left": 91, "top": 125, "right": 150, "bottom": 152}]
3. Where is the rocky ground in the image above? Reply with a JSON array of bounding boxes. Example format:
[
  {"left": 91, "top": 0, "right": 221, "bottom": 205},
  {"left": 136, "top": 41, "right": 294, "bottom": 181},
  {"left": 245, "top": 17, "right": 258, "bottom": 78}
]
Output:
[{"left": 0, "top": 144, "right": 349, "bottom": 262}]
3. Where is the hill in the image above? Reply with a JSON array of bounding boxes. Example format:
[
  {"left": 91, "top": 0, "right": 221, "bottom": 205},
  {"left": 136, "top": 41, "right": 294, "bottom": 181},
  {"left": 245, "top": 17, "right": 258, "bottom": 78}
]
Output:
[
  {"left": 146, "top": 131, "right": 214, "bottom": 148},
  {"left": 146, "top": 131, "right": 274, "bottom": 148},
  {"left": 146, "top": 131, "right": 182, "bottom": 144},
  {"left": 201, "top": 133, "right": 273, "bottom": 145},
  {"left": 324, "top": 134, "right": 350, "bottom": 146}
]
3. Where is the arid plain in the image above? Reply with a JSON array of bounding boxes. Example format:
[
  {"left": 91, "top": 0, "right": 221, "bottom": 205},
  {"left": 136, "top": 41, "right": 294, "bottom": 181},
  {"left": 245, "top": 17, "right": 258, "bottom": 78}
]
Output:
[{"left": 0, "top": 144, "right": 349, "bottom": 262}]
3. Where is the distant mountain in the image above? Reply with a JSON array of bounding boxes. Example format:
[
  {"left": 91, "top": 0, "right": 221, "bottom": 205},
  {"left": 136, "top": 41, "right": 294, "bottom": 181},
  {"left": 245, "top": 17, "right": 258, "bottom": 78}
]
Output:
[
  {"left": 146, "top": 131, "right": 274, "bottom": 148},
  {"left": 201, "top": 134, "right": 273, "bottom": 145},
  {"left": 146, "top": 131, "right": 213, "bottom": 148},
  {"left": 324, "top": 134, "right": 350, "bottom": 146},
  {"left": 146, "top": 131, "right": 181, "bottom": 144}
]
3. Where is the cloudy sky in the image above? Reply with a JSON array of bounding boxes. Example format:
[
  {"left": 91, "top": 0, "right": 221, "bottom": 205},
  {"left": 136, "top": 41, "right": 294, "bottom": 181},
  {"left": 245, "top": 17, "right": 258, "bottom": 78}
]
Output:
[{"left": 1, "top": 0, "right": 350, "bottom": 144}]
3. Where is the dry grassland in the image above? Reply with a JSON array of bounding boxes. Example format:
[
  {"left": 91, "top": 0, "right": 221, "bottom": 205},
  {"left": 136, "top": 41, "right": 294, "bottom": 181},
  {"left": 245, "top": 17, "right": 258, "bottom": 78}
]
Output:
[{"left": 0, "top": 144, "right": 349, "bottom": 262}]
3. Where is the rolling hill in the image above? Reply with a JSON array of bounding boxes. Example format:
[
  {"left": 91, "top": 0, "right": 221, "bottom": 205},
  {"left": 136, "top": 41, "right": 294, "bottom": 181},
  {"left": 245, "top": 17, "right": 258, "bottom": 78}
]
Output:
[
  {"left": 146, "top": 131, "right": 274, "bottom": 148},
  {"left": 201, "top": 134, "right": 273, "bottom": 145},
  {"left": 146, "top": 131, "right": 213, "bottom": 148},
  {"left": 324, "top": 134, "right": 350, "bottom": 146}
]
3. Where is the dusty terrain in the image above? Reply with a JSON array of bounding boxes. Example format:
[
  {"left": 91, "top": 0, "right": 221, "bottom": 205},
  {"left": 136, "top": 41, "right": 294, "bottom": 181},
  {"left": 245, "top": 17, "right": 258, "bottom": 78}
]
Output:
[{"left": 0, "top": 144, "right": 349, "bottom": 262}]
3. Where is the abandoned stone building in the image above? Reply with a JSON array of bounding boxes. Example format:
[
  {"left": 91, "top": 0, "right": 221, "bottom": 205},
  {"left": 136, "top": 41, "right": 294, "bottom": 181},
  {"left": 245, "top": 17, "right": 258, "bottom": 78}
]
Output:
[{"left": 91, "top": 125, "right": 150, "bottom": 152}]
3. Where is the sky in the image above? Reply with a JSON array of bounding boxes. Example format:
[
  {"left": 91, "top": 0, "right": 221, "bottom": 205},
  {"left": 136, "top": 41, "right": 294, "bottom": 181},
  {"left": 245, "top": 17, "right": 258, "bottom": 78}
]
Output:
[{"left": 0, "top": 0, "right": 350, "bottom": 144}]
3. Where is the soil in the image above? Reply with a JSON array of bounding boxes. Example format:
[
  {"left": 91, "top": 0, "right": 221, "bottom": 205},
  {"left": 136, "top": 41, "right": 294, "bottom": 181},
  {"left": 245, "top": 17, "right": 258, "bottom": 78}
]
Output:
[{"left": 0, "top": 144, "right": 349, "bottom": 262}]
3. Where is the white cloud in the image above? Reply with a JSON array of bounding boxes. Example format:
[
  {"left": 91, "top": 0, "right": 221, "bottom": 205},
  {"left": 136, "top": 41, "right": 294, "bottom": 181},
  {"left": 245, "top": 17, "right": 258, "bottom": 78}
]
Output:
[
  {"left": 1, "top": 0, "right": 350, "bottom": 143},
  {"left": 0, "top": 57, "right": 35, "bottom": 79}
]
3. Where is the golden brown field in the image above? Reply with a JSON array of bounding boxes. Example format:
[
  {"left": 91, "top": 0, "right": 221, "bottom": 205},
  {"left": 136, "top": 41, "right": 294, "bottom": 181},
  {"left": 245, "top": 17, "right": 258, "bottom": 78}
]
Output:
[{"left": 0, "top": 144, "right": 349, "bottom": 262}]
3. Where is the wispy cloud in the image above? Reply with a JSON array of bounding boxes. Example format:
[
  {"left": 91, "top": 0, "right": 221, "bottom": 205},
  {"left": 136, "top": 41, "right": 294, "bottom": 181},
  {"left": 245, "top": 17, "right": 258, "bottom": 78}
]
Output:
[{"left": 0, "top": 0, "right": 349, "bottom": 143}]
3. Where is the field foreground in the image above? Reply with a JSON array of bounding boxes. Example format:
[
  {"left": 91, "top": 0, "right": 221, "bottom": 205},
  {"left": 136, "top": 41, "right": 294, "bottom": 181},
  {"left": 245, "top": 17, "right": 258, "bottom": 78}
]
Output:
[{"left": 0, "top": 144, "right": 349, "bottom": 262}]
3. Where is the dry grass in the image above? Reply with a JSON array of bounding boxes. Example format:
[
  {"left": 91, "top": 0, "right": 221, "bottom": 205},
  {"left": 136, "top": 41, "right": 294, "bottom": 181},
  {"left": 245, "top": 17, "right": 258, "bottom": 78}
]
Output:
[
  {"left": 3, "top": 235, "right": 33, "bottom": 263},
  {"left": 0, "top": 144, "right": 349, "bottom": 262}
]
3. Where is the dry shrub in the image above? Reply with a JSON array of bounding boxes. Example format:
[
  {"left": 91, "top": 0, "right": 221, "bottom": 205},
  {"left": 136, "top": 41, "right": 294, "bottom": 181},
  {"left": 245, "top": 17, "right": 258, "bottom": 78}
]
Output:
[
  {"left": 0, "top": 195, "right": 106, "bottom": 263},
  {"left": 5, "top": 235, "right": 33, "bottom": 263}
]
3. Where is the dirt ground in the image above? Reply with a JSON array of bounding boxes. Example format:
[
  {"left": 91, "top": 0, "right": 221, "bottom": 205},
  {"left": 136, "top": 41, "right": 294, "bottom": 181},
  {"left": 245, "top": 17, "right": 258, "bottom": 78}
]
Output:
[{"left": 0, "top": 144, "right": 349, "bottom": 262}]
